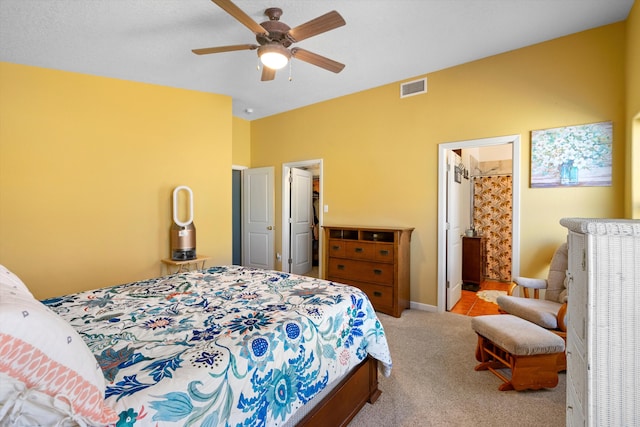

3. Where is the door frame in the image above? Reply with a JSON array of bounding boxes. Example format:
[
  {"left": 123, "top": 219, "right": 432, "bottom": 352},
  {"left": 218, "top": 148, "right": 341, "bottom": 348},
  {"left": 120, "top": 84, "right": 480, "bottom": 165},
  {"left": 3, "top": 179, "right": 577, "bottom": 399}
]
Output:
[
  {"left": 232, "top": 165, "right": 248, "bottom": 265},
  {"left": 289, "top": 167, "right": 314, "bottom": 275},
  {"left": 437, "top": 135, "right": 521, "bottom": 312},
  {"left": 282, "top": 159, "right": 323, "bottom": 276}
]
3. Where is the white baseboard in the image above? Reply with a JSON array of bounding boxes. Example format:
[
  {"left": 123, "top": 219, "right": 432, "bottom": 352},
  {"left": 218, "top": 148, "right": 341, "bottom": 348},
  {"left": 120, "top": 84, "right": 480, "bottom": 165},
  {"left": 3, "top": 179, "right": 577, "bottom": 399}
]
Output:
[{"left": 409, "top": 301, "right": 438, "bottom": 312}]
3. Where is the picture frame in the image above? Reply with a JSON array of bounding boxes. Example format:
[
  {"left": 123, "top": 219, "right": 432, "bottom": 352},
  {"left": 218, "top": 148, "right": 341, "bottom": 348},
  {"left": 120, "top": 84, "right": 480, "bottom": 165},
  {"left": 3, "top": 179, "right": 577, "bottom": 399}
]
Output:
[{"left": 530, "top": 121, "right": 612, "bottom": 188}]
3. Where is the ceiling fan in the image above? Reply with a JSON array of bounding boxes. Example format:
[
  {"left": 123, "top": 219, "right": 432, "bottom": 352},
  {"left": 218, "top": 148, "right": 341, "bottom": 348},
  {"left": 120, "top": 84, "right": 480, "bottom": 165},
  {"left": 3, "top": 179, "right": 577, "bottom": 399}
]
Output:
[{"left": 192, "top": 0, "right": 346, "bottom": 81}]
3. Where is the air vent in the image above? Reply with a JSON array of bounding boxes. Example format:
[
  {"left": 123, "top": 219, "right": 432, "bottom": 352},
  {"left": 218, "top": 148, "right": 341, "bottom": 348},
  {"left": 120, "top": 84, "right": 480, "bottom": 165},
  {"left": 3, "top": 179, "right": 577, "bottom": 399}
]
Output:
[{"left": 400, "top": 78, "right": 427, "bottom": 98}]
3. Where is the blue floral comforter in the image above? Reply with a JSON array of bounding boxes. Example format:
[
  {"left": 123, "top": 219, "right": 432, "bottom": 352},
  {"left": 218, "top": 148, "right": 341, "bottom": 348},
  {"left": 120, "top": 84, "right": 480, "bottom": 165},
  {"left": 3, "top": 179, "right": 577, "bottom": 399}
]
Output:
[{"left": 43, "top": 266, "right": 392, "bottom": 426}]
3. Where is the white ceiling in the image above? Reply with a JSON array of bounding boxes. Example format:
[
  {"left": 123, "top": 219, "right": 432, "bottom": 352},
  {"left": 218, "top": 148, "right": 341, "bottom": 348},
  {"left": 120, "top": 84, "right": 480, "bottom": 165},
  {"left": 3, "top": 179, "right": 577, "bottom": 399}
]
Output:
[{"left": 0, "top": 0, "right": 634, "bottom": 120}]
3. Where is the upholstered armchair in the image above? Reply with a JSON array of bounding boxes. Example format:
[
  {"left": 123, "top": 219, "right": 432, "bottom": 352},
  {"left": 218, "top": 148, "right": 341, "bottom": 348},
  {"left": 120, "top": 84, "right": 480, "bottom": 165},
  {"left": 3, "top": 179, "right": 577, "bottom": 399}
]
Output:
[{"left": 496, "top": 243, "right": 569, "bottom": 335}]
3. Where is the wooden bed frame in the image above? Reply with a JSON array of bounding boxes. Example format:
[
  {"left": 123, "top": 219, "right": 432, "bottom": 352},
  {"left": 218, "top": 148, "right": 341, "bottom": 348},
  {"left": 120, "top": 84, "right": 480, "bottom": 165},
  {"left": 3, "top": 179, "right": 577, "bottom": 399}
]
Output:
[{"left": 298, "top": 356, "right": 381, "bottom": 426}]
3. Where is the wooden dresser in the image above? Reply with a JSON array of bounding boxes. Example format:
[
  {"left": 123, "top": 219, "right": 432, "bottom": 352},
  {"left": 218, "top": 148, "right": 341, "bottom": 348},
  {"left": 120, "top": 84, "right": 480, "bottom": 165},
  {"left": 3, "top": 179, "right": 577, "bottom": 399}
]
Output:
[
  {"left": 462, "top": 236, "right": 485, "bottom": 289},
  {"left": 323, "top": 226, "right": 413, "bottom": 317}
]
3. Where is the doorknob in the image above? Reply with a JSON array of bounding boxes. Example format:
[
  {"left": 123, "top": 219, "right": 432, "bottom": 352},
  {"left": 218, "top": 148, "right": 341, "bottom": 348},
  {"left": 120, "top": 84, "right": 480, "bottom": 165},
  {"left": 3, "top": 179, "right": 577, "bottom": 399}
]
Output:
[{"left": 267, "top": 226, "right": 274, "bottom": 230}]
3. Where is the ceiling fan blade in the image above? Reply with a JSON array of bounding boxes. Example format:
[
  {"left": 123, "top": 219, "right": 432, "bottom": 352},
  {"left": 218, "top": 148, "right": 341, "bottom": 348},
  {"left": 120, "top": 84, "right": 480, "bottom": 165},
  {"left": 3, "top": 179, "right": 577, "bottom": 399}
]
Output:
[
  {"left": 291, "top": 48, "right": 345, "bottom": 73},
  {"left": 211, "top": 0, "right": 268, "bottom": 36},
  {"left": 192, "top": 44, "right": 258, "bottom": 55},
  {"left": 261, "top": 67, "right": 276, "bottom": 81},
  {"left": 287, "top": 11, "right": 345, "bottom": 42}
]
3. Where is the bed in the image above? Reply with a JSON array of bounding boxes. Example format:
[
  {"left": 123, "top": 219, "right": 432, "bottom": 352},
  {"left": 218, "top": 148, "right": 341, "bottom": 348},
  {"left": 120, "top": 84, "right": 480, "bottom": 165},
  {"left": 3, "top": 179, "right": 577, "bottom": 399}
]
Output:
[{"left": 0, "top": 265, "right": 392, "bottom": 426}]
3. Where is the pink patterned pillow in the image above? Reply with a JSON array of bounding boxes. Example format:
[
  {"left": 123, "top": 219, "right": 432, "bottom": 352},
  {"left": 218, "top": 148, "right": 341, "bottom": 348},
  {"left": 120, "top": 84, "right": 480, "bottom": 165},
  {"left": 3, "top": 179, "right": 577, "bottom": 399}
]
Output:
[{"left": 0, "top": 286, "right": 118, "bottom": 425}]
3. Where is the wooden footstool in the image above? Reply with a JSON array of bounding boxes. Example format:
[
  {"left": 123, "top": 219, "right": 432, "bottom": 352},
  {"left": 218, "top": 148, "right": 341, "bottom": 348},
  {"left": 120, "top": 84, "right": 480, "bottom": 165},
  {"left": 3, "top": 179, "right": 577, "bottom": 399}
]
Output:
[{"left": 471, "top": 314, "right": 565, "bottom": 391}]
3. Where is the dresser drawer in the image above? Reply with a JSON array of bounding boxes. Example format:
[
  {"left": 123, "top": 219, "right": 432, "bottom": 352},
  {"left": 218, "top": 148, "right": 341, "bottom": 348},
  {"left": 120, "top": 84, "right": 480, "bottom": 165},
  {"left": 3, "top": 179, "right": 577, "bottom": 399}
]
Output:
[
  {"left": 358, "top": 282, "right": 394, "bottom": 312},
  {"left": 342, "top": 241, "right": 394, "bottom": 262},
  {"left": 344, "top": 241, "right": 375, "bottom": 260},
  {"left": 327, "top": 239, "right": 346, "bottom": 257},
  {"left": 328, "top": 258, "right": 394, "bottom": 285},
  {"left": 330, "top": 278, "right": 394, "bottom": 314},
  {"left": 374, "top": 243, "right": 394, "bottom": 262}
]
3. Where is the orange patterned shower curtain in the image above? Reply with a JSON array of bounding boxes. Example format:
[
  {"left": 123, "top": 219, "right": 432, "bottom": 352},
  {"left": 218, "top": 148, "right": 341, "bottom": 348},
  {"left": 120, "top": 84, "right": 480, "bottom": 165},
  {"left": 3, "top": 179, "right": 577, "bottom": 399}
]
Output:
[{"left": 473, "top": 175, "right": 512, "bottom": 282}]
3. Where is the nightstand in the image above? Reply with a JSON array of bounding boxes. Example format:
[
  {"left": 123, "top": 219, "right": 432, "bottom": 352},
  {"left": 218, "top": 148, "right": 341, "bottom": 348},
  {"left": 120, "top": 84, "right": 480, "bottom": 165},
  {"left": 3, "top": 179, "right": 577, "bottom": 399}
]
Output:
[{"left": 161, "top": 255, "right": 211, "bottom": 275}]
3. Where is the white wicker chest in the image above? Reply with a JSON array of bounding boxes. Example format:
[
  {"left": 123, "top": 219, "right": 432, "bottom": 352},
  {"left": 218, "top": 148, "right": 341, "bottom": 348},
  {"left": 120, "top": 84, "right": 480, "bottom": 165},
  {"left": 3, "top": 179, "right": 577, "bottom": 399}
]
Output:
[{"left": 560, "top": 218, "right": 640, "bottom": 427}]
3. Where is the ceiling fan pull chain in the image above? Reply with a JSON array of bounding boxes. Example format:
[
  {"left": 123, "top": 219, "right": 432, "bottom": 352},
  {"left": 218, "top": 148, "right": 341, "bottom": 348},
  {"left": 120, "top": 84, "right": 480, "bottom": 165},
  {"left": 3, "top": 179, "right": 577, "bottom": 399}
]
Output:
[{"left": 288, "top": 60, "right": 293, "bottom": 82}]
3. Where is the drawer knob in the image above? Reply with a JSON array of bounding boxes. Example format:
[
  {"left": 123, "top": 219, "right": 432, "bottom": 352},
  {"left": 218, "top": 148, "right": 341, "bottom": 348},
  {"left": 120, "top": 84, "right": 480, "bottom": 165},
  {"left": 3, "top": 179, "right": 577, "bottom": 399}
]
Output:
[
  {"left": 379, "top": 250, "right": 389, "bottom": 256},
  {"left": 332, "top": 245, "right": 341, "bottom": 250},
  {"left": 373, "top": 291, "right": 382, "bottom": 297},
  {"left": 337, "top": 264, "right": 345, "bottom": 270},
  {"left": 355, "top": 247, "right": 364, "bottom": 253},
  {"left": 373, "top": 269, "right": 383, "bottom": 275}
]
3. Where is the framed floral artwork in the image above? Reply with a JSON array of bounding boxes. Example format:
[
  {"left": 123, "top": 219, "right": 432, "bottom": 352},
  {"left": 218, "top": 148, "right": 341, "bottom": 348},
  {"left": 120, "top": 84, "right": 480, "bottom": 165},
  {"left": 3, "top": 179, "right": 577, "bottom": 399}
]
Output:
[{"left": 530, "top": 121, "right": 612, "bottom": 188}]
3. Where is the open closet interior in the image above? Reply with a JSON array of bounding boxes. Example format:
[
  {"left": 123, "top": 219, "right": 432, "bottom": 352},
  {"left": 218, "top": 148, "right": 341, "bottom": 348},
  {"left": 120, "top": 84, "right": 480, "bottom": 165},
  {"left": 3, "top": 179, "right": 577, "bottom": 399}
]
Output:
[{"left": 312, "top": 176, "right": 320, "bottom": 267}]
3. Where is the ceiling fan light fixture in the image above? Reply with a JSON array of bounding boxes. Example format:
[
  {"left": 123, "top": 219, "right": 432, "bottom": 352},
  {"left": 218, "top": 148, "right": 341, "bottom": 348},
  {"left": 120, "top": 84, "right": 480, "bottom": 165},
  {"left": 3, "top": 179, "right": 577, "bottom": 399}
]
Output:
[{"left": 258, "top": 44, "right": 291, "bottom": 70}]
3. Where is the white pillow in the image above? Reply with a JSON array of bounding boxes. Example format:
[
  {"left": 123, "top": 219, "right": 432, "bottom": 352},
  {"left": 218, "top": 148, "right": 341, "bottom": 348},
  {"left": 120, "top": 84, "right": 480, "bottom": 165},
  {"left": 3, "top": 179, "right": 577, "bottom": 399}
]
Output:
[
  {"left": 0, "top": 264, "right": 33, "bottom": 297},
  {"left": 0, "top": 287, "right": 118, "bottom": 426}
]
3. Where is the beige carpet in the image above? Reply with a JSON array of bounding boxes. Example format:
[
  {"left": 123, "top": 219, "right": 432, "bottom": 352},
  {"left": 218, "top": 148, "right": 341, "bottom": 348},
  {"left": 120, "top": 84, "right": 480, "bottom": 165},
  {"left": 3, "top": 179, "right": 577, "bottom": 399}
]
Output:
[{"left": 349, "top": 310, "right": 565, "bottom": 427}]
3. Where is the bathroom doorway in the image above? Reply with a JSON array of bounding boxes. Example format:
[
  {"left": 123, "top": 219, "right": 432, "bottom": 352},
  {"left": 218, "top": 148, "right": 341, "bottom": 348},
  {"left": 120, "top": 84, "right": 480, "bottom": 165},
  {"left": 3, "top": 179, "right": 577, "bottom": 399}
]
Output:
[{"left": 437, "top": 135, "right": 521, "bottom": 313}]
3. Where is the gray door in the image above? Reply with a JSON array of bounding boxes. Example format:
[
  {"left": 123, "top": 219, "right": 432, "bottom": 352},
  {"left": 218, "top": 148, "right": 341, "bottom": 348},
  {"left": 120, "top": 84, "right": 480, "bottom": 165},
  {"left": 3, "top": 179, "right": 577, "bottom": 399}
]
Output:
[{"left": 242, "top": 167, "right": 275, "bottom": 269}]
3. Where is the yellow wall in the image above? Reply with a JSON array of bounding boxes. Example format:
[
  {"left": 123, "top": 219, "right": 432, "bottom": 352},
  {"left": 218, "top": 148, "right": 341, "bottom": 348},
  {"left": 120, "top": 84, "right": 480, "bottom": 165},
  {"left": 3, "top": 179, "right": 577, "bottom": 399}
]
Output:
[
  {"left": 0, "top": 20, "right": 632, "bottom": 306},
  {"left": 0, "top": 63, "right": 233, "bottom": 299},
  {"left": 232, "top": 116, "right": 251, "bottom": 167},
  {"left": 627, "top": 1, "right": 640, "bottom": 218},
  {"left": 251, "top": 23, "right": 627, "bottom": 307}
]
